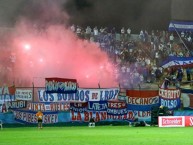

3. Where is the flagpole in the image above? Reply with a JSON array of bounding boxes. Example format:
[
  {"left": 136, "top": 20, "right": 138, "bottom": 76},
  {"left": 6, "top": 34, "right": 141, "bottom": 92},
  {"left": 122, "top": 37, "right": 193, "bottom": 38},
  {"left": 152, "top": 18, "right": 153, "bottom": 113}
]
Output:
[{"left": 172, "top": 23, "right": 191, "bottom": 56}]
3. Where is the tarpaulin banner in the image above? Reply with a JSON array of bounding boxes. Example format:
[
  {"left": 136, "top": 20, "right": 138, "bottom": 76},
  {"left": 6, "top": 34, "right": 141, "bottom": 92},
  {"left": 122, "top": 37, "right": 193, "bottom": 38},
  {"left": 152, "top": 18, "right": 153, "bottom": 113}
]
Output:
[
  {"left": 169, "top": 21, "right": 193, "bottom": 32},
  {"left": 161, "top": 56, "right": 193, "bottom": 69},
  {"left": 87, "top": 101, "right": 107, "bottom": 112},
  {"left": 15, "top": 89, "right": 32, "bottom": 101},
  {"left": 126, "top": 90, "right": 159, "bottom": 120},
  {"left": 0, "top": 86, "right": 16, "bottom": 102},
  {"left": 6, "top": 100, "right": 27, "bottom": 109},
  {"left": 13, "top": 110, "right": 58, "bottom": 124},
  {"left": 159, "top": 88, "right": 181, "bottom": 110},
  {"left": 70, "top": 110, "right": 134, "bottom": 122},
  {"left": 0, "top": 86, "right": 15, "bottom": 95},
  {"left": 107, "top": 101, "right": 127, "bottom": 116},
  {"left": 70, "top": 102, "right": 88, "bottom": 113},
  {"left": 38, "top": 88, "right": 119, "bottom": 102},
  {"left": 45, "top": 77, "right": 77, "bottom": 94},
  {"left": 27, "top": 102, "right": 70, "bottom": 111},
  {"left": 127, "top": 90, "right": 159, "bottom": 111}
]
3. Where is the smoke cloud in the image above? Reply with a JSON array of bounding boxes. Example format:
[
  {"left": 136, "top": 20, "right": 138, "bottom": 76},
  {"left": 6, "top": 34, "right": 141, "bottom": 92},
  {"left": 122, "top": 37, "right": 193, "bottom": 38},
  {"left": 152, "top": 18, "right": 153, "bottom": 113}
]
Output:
[{"left": 1, "top": 0, "right": 118, "bottom": 88}]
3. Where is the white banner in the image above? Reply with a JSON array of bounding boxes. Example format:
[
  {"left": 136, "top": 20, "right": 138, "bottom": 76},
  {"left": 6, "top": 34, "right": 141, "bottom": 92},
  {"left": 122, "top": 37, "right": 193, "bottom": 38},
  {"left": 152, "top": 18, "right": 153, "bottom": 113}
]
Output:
[
  {"left": 15, "top": 89, "right": 33, "bottom": 101},
  {"left": 38, "top": 88, "right": 119, "bottom": 102}
]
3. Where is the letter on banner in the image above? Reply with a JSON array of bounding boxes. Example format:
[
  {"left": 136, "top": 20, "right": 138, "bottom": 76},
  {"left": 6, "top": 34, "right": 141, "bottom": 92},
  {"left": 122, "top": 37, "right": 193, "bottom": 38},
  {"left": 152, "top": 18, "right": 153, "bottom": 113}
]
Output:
[
  {"left": 15, "top": 89, "right": 32, "bottom": 101},
  {"left": 45, "top": 77, "right": 77, "bottom": 94}
]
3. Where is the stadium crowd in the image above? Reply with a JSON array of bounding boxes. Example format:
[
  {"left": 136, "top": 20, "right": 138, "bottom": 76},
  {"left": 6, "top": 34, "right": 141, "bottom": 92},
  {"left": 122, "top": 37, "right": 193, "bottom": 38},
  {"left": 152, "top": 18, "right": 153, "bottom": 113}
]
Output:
[
  {"left": 0, "top": 25, "right": 193, "bottom": 88},
  {"left": 70, "top": 25, "right": 193, "bottom": 88}
]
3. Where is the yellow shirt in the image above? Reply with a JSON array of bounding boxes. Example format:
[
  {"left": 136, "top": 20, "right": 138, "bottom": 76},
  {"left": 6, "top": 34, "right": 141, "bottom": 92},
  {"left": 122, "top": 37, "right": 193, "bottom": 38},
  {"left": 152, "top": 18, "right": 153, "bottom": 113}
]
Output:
[{"left": 36, "top": 111, "right": 43, "bottom": 120}]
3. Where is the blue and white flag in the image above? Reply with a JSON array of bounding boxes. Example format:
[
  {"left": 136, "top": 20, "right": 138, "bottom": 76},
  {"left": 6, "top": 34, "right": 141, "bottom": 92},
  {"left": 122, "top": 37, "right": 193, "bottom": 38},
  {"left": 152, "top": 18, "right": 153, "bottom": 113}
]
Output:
[{"left": 169, "top": 21, "right": 193, "bottom": 32}]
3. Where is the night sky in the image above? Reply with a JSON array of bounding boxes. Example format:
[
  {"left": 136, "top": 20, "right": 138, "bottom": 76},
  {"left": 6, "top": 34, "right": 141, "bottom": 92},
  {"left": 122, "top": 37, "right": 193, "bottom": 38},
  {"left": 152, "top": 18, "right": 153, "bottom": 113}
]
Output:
[
  {"left": 0, "top": 0, "right": 172, "bottom": 33},
  {"left": 64, "top": 0, "right": 172, "bottom": 32}
]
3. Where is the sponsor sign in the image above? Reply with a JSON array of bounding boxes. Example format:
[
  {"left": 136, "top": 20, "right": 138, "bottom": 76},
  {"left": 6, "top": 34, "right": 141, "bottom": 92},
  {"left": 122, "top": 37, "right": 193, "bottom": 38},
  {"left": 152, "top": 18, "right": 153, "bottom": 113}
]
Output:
[
  {"left": 185, "top": 116, "right": 193, "bottom": 127},
  {"left": 158, "top": 116, "right": 185, "bottom": 127}
]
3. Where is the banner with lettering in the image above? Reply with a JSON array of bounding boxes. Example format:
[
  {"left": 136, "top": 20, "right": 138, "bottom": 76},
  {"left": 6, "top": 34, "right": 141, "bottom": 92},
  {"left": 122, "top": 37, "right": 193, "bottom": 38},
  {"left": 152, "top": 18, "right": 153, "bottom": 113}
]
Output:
[
  {"left": 0, "top": 86, "right": 16, "bottom": 102},
  {"left": 13, "top": 110, "right": 58, "bottom": 124},
  {"left": 126, "top": 90, "right": 159, "bottom": 120},
  {"left": 0, "top": 86, "right": 15, "bottom": 95},
  {"left": 45, "top": 77, "right": 77, "bottom": 94},
  {"left": 127, "top": 90, "right": 159, "bottom": 111},
  {"left": 70, "top": 110, "right": 134, "bottom": 122},
  {"left": 87, "top": 101, "right": 107, "bottom": 112},
  {"left": 159, "top": 88, "right": 181, "bottom": 110},
  {"left": 27, "top": 102, "right": 70, "bottom": 112},
  {"left": 38, "top": 88, "right": 119, "bottom": 102},
  {"left": 70, "top": 102, "right": 88, "bottom": 113},
  {"left": 169, "top": 21, "right": 193, "bottom": 32},
  {"left": 15, "top": 89, "right": 32, "bottom": 101},
  {"left": 6, "top": 100, "right": 27, "bottom": 109},
  {"left": 107, "top": 101, "right": 127, "bottom": 116}
]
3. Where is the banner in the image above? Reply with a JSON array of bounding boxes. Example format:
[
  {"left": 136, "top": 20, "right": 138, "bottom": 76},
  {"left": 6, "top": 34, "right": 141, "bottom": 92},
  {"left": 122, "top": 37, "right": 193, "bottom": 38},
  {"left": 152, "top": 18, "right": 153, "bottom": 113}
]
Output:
[
  {"left": 6, "top": 100, "right": 27, "bottom": 109},
  {"left": 45, "top": 77, "right": 77, "bottom": 94},
  {"left": 107, "top": 101, "right": 127, "bottom": 116},
  {"left": 70, "top": 102, "right": 88, "bottom": 113},
  {"left": 38, "top": 88, "right": 119, "bottom": 102},
  {"left": 88, "top": 101, "right": 107, "bottom": 112},
  {"left": 181, "top": 89, "right": 193, "bottom": 109},
  {"left": 27, "top": 102, "right": 70, "bottom": 111},
  {"left": 70, "top": 110, "right": 134, "bottom": 122},
  {"left": 161, "top": 56, "right": 193, "bottom": 68},
  {"left": 159, "top": 88, "right": 181, "bottom": 110},
  {"left": 0, "top": 86, "right": 15, "bottom": 102},
  {"left": 15, "top": 89, "right": 32, "bottom": 101},
  {"left": 14, "top": 110, "right": 58, "bottom": 124},
  {"left": 127, "top": 90, "right": 159, "bottom": 111},
  {"left": 169, "top": 21, "right": 193, "bottom": 32},
  {"left": 0, "top": 86, "right": 15, "bottom": 95},
  {"left": 126, "top": 90, "right": 159, "bottom": 120},
  {"left": 0, "top": 95, "right": 15, "bottom": 102}
]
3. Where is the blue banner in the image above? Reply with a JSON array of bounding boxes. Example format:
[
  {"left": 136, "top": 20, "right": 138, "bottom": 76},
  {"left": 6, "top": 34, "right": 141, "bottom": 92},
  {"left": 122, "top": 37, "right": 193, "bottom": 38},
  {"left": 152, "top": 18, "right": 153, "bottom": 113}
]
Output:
[
  {"left": 87, "top": 101, "right": 107, "bottom": 112},
  {"left": 127, "top": 104, "right": 159, "bottom": 111},
  {"left": 13, "top": 110, "right": 58, "bottom": 124},
  {"left": 159, "top": 88, "right": 181, "bottom": 110},
  {"left": 169, "top": 21, "right": 193, "bottom": 32}
]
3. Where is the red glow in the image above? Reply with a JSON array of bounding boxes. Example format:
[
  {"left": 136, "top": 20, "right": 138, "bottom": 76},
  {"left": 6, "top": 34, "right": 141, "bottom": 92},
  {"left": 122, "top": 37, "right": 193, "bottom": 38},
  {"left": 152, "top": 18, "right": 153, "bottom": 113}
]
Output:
[
  {"left": 24, "top": 44, "right": 31, "bottom": 50},
  {"left": 2, "top": 2, "right": 118, "bottom": 88},
  {"left": 9, "top": 24, "right": 118, "bottom": 88}
]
